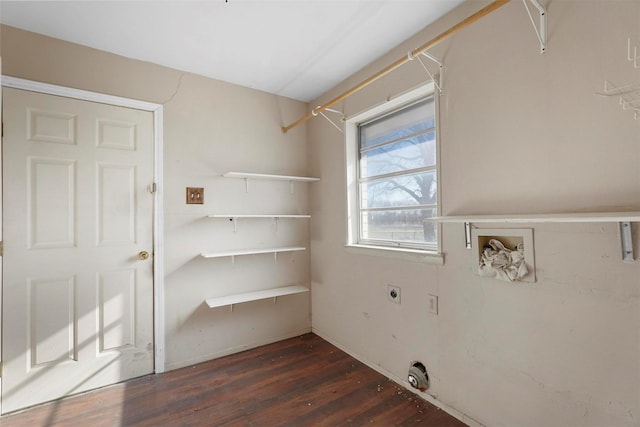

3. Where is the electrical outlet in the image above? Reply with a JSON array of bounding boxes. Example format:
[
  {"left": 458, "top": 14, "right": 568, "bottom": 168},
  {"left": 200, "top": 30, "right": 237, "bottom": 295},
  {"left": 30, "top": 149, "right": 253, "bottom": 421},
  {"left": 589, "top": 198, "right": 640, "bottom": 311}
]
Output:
[
  {"left": 427, "top": 294, "right": 438, "bottom": 315},
  {"left": 186, "top": 187, "right": 204, "bottom": 204},
  {"left": 387, "top": 285, "right": 401, "bottom": 304}
]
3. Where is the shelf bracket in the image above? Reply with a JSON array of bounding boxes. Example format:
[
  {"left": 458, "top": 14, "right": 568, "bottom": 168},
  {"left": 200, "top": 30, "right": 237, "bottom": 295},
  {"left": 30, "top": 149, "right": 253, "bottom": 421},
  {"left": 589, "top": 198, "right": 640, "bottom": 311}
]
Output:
[
  {"left": 523, "top": 0, "right": 547, "bottom": 53},
  {"left": 464, "top": 222, "right": 472, "bottom": 249},
  {"left": 596, "top": 81, "right": 640, "bottom": 97},
  {"left": 595, "top": 81, "right": 640, "bottom": 120},
  {"left": 274, "top": 217, "right": 279, "bottom": 232},
  {"left": 230, "top": 217, "right": 238, "bottom": 232},
  {"left": 621, "top": 98, "right": 640, "bottom": 111},
  {"left": 243, "top": 178, "right": 250, "bottom": 193},
  {"left": 619, "top": 222, "right": 635, "bottom": 262},
  {"left": 628, "top": 38, "right": 640, "bottom": 68}
]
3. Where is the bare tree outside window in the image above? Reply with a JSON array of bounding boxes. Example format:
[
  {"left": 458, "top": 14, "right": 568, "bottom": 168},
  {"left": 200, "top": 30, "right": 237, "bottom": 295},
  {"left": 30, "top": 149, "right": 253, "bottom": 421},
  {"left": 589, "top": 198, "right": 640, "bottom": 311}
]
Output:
[{"left": 358, "top": 97, "right": 437, "bottom": 249}]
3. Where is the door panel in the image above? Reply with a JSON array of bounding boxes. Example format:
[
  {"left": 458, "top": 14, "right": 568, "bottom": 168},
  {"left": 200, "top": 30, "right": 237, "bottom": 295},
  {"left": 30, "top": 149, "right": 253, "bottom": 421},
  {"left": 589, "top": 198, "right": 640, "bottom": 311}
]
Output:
[
  {"left": 2, "top": 87, "right": 154, "bottom": 414},
  {"left": 97, "top": 163, "right": 136, "bottom": 244},
  {"left": 28, "top": 275, "right": 76, "bottom": 366},
  {"left": 28, "top": 157, "right": 76, "bottom": 248},
  {"left": 98, "top": 268, "right": 136, "bottom": 351}
]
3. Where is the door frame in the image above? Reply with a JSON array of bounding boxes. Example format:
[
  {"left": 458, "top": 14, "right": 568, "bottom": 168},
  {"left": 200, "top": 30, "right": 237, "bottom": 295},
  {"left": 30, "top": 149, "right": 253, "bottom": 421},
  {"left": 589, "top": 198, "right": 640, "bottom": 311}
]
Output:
[{"left": 0, "top": 76, "right": 166, "bottom": 380}]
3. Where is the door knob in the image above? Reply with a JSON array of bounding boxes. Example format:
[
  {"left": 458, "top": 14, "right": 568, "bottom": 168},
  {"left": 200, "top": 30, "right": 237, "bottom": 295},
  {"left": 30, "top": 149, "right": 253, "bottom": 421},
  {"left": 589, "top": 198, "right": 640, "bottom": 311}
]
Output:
[{"left": 138, "top": 251, "right": 150, "bottom": 261}]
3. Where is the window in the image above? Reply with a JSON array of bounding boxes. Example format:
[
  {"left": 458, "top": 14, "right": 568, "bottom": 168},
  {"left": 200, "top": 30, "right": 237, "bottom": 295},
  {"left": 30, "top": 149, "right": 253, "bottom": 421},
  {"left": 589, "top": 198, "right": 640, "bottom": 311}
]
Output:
[{"left": 346, "top": 85, "right": 439, "bottom": 254}]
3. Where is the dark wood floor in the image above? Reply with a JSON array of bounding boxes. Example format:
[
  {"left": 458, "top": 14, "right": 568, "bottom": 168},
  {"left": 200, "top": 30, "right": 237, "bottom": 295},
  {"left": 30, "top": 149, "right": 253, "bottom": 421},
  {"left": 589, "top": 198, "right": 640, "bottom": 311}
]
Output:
[{"left": 0, "top": 333, "right": 466, "bottom": 426}]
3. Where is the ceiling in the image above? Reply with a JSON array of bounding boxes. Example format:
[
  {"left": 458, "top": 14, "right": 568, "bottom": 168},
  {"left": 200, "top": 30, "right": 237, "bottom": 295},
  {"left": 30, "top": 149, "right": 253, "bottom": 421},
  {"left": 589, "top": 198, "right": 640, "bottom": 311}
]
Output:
[{"left": 0, "top": 0, "right": 465, "bottom": 102}]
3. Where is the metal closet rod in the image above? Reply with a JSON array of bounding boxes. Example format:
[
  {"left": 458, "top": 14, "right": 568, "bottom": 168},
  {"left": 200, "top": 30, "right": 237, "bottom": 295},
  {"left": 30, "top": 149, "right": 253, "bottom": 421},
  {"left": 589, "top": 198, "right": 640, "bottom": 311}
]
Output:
[{"left": 281, "top": 0, "right": 511, "bottom": 133}]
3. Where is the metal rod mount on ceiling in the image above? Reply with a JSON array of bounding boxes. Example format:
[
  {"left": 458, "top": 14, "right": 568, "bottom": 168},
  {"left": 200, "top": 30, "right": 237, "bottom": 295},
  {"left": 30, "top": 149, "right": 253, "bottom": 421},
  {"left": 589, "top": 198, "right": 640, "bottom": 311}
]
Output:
[{"left": 281, "top": 0, "right": 511, "bottom": 133}]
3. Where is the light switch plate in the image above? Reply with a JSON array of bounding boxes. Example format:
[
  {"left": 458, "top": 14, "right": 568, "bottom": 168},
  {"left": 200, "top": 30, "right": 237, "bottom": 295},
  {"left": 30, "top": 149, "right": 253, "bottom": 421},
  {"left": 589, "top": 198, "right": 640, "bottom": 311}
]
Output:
[
  {"left": 427, "top": 294, "right": 438, "bottom": 315},
  {"left": 186, "top": 187, "right": 204, "bottom": 204}
]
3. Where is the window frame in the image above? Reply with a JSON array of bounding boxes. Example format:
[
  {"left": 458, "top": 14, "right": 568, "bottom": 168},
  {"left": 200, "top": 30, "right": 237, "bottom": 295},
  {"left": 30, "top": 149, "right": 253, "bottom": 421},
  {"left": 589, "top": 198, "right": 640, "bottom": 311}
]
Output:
[{"left": 345, "top": 83, "right": 442, "bottom": 260}]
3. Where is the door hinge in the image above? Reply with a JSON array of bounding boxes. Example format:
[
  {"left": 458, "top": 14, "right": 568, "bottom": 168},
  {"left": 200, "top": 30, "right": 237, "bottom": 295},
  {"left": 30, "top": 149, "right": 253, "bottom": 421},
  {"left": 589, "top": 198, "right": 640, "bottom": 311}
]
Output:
[
  {"left": 0, "top": 361, "right": 3, "bottom": 377},
  {"left": 0, "top": 241, "right": 3, "bottom": 256},
  {"left": 149, "top": 183, "right": 157, "bottom": 194}
]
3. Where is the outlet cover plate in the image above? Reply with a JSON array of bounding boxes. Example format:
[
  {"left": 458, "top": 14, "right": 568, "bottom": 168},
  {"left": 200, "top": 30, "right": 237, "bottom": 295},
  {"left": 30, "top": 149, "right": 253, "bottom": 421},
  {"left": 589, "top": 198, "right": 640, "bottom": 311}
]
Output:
[
  {"left": 186, "top": 187, "right": 204, "bottom": 204},
  {"left": 427, "top": 294, "right": 438, "bottom": 315},
  {"left": 387, "top": 285, "right": 401, "bottom": 304}
]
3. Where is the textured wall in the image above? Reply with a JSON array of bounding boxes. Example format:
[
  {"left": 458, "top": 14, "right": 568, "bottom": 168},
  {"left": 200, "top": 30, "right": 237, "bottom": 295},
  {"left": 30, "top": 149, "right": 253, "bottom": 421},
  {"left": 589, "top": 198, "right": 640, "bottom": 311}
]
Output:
[
  {"left": 308, "top": 1, "right": 640, "bottom": 426},
  {"left": 1, "top": 24, "right": 312, "bottom": 371}
]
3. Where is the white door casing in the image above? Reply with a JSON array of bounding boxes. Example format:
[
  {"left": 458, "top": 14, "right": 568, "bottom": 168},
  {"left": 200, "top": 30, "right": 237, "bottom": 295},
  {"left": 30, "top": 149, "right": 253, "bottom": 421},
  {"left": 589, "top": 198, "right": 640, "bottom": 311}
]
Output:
[{"left": 1, "top": 85, "right": 161, "bottom": 414}]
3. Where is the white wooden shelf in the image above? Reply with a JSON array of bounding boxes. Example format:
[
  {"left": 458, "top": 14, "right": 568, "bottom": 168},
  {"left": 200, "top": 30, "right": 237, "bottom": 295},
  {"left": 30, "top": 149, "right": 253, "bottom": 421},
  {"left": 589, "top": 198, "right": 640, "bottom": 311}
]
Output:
[
  {"left": 208, "top": 214, "right": 311, "bottom": 231},
  {"left": 205, "top": 285, "right": 309, "bottom": 310},
  {"left": 429, "top": 212, "right": 640, "bottom": 223},
  {"left": 223, "top": 172, "right": 319, "bottom": 193},
  {"left": 200, "top": 246, "right": 306, "bottom": 262},
  {"left": 429, "top": 211, "right": 639, "bottom": 262},
  {"left": 208, "top": 214, "right": 311, "bottom": 219},
  {"left": 223, "top": 172, "right": 319, "bottom": 182}
]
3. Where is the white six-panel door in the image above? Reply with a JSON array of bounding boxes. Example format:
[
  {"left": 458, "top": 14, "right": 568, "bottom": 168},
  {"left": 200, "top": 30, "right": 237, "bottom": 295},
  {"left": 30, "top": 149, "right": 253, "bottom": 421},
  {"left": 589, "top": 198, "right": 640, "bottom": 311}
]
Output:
[{"left": 2, "top": 87, "right": 154, "bottom": 413}]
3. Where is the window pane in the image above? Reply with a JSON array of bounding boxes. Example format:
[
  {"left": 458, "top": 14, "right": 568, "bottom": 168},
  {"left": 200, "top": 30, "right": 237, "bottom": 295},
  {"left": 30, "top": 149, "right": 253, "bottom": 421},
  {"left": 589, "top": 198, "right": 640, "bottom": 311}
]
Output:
[
  {"left": 354, "top": 92, "right": 438, "bottom": 252},
  {"left": 360, "top": 131, "right": 435, "bottom": 178},
  {"left": 360, "top": 170, "right": 437, "bottom": 209},
  {"left": 361, "top": 208, "right": 437, "bottom": 244},
  {"left": 360, "top": 98, "right": 434, "bottom": 149}
]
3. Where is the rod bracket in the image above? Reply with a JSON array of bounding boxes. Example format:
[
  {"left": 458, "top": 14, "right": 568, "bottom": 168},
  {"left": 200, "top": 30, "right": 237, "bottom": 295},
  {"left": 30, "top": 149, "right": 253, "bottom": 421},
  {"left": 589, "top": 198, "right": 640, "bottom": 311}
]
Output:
[
  {"left": 523, "top": 0, "right": 547, "bottom": 53},
  {"left": 280, "top": 0, "right": 511, "bottom": 133},
  {"left": 417, "top": 52, "right": 444, "bottom": 95},
  {"left": 315, "top": 106, "right": 345, "bottom": 134}
]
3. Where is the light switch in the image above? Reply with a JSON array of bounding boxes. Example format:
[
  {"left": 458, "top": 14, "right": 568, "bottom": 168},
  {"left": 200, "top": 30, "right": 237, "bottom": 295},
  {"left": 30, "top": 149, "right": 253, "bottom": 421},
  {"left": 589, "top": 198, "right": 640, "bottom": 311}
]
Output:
[{"left": 186, "top": 187, "right": 204, "bottom": 204}]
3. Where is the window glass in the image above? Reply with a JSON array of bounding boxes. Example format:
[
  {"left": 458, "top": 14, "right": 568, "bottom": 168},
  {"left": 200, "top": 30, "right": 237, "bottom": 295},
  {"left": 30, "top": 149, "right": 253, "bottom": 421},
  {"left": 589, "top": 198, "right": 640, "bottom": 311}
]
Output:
[
  {"left": 360, "top": 98, "right": 435, "bottom": 149},
  {"left": 359, "top": 170, "right": 437, "bottom": 209},
  {"left": 360, "top": 208, "right": 437, "bottom": 245},
  {"left": 356, "top": 96, "right": 437, "bottom": 250},
  {"left": 360, "top": 131, "right": 436, "bottom": 178}
]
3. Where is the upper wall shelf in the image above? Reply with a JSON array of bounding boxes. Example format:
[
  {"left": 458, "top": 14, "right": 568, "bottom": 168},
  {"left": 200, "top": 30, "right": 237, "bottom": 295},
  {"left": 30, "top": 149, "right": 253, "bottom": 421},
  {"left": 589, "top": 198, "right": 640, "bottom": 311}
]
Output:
[
  {"left": 208, "top": 214, "right": 311, "bottom": 231},
  {"left": 205, "top": 284, "right": 309, "bottom": 310},
  {"left": 223, "top": 172, "right": 320, "bottom": 193},
  {"left": 430, "top": 212, "right": 640, "bottom": 223},
  {"left": 200, "top": 246, "right": 306, "bottom": 263},
  {"left": 430, "top": 211, "right": 639, "bottom": 262},
  {"left": 223, "top": 172, "right": 320, "bottom": 182},
  {"left": 208, "top": 214, "right": 311, "bottom": 219}
]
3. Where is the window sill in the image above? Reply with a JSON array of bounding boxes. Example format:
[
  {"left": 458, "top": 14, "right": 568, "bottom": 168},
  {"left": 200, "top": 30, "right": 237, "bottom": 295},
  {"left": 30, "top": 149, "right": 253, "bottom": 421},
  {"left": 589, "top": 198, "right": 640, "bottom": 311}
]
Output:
[{"left": 344, "top": 244, "right": 444, "bottom": 265}]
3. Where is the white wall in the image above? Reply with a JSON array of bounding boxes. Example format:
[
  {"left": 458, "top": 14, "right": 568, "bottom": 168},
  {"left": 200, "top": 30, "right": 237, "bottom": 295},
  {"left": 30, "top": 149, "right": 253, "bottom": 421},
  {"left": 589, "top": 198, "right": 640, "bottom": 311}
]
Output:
[
  {"left": 308, "top": 1, "right": 640, "bottom": 426},
  {"left": 2, "top": 1, "right": 639, "bottom": 424},
  {"left": 161, "top": 73, "right": 312, "bottom": 368},
  {"left": 0, "top": 25, "right": 312, "bottom": 371}
]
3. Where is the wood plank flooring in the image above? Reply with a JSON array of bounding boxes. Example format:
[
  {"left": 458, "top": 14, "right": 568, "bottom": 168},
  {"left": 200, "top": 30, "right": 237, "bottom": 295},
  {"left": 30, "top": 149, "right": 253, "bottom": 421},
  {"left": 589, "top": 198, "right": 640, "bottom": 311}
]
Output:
[{"left": 0, "top": 333, "right": 466, "bottom": 426}]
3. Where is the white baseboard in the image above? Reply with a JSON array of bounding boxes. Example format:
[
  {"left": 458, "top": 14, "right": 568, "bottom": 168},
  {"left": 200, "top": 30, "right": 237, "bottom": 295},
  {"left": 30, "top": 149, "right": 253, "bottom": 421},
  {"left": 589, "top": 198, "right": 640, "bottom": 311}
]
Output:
[{"left": 165, "top": 327, "right": 312, "bottom": 372}]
